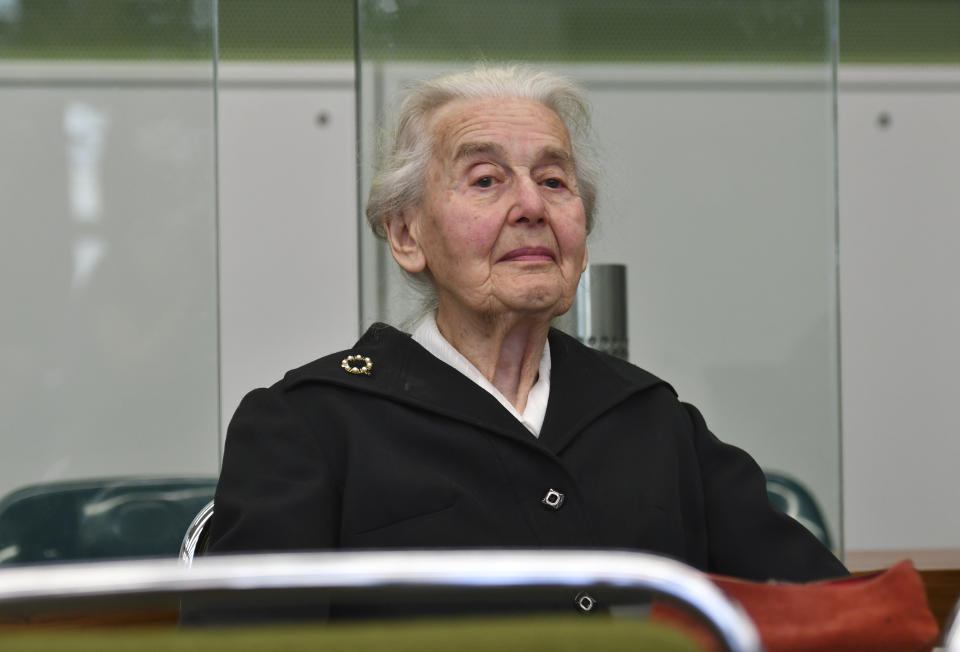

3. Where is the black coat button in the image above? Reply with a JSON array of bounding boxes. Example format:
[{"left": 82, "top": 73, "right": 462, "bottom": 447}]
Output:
[
  {"left": 574, "top": 591, "right": 597, "bottom": 612},
  {"left": 541, "top": 488, "right": 564, "bottom": 509}
]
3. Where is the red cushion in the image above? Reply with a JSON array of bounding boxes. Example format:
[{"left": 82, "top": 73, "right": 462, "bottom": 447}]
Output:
[{"left": 653, "top": 560, "right": 940, "bottom": 652}]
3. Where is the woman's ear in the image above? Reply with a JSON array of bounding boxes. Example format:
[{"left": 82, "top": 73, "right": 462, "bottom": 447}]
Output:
[{"left": 384, "top": 210, "right": 427, "bottom": 274}]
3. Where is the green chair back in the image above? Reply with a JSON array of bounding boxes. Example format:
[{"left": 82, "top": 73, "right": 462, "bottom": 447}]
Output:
[
  {"left": 764, "top": 471, "right": 833, "bottom": 550},
  {"left": 0, "top": 477, "right": 216, "bottom": 564}
]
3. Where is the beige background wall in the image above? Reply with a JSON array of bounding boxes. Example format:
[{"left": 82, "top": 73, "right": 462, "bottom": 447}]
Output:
[{"left": 1, "top": 61, "right": 956, "bottom": 556}]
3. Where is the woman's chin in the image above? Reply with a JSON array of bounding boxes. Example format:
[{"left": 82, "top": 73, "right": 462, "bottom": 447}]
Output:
[{"left": 496, "top": 285, "right": 572, "bottom": 319}]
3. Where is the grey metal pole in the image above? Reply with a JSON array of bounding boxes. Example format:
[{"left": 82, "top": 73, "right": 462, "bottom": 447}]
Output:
[{"left": 555, "top": 264, "right": 628, "bottom": 360}]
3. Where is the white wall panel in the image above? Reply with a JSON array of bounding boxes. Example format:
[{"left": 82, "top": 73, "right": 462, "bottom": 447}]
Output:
[
  {"left": 839, "top": 68, "right": 960, "bottom": 551},
  {"left": 217, "top": 64, "right": 358, "bottom": 441}
]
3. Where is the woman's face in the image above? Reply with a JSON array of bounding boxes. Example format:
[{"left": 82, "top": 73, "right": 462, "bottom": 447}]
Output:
[{"left": 391, "top": 97, "right": 588, "bottom": 325}]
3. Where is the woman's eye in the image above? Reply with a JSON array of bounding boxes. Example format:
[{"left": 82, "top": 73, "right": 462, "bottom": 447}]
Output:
[
  {"left": 542, "top": 178, "right": 563, "bottom": 189},
  {"left": 475, "top": 176, "right": 495, "bottom": 188}
]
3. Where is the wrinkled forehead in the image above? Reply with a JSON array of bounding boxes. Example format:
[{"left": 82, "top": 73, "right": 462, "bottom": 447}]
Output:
[{"left": 425, "top": 96, "right": 574, "bottom": 162}]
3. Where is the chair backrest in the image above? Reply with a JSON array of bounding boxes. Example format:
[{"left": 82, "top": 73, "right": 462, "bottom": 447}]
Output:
[
  {"left": 764, "top": 470, "right": 832, "bottom": 549},
  {"left": 0, "top": 477, "right": 216, "bottom": 564},
  {"left": 179, "top": 499, "right": 215, "bottom": 567}
]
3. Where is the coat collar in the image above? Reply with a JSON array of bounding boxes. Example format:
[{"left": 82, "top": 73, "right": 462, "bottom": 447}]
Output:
[
  {"left": 540, "top": 328, "right": 674, "bottom": 453},
  {"left": 282, "top": 323, "right": 672, "bottom": 455}
]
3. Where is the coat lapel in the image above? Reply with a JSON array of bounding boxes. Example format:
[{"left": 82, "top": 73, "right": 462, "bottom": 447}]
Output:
[
  {"left": 392, "top": 332, "right": 539, "bottom": 444},
  {"left": 538, "top": 329, "right": 672, "bottom": 455},
  {"left": 284, "top": 323, "right": 540, "bottom": 448}
]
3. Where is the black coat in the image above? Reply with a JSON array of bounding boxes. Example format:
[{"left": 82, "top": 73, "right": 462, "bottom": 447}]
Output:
[{"left": 209, "top": 323, "right": 845, "bottom": 586}]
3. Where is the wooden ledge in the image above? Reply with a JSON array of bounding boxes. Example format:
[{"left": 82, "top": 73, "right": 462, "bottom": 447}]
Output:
[{"left": 846, "top": 548, "right": 960, "bottom": 572}]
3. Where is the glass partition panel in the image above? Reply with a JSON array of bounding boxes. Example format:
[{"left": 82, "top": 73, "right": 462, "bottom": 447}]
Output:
[
  {"left": 357, "top": 1, "right": 842, "bottom": 554},
  {"left": 0, "top": 1, "right": 219, "bottom": 564},
  {"left": 213, "top": 1, "right": 358, "bottom": 441}
]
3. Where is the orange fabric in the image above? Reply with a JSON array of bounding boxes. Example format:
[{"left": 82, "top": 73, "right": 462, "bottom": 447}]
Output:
[{"left": 652, "top": 560, "right": 939, "bottom": 652}]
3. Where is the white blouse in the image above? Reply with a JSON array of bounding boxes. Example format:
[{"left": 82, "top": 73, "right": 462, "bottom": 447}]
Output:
[{"left": 411, "top": 313, "right": 551, "bottom": 437}]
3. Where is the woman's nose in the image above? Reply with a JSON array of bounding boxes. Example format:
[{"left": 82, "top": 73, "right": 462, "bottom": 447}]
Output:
[{"left": 508, "top": 175, "right": 547, "bottom": 225}]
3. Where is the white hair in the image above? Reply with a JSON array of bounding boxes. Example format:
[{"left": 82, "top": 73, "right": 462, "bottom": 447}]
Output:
[{"left": 365, "top": 65, "right": 599, "bottom": 239}]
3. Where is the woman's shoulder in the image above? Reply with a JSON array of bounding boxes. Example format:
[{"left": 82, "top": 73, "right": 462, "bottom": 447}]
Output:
[{"left": 269, "top": 322, "right": 413, "bottom": 391}]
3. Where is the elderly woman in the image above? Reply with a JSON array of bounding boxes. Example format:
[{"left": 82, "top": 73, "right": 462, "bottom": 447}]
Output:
[{"left": 206, "top": 67, "right": 846, "bottom": 604}]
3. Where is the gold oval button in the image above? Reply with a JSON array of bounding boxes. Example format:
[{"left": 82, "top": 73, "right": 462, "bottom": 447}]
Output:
[{"left": 341, "top": 354, "right": 373, "bottom": 376}]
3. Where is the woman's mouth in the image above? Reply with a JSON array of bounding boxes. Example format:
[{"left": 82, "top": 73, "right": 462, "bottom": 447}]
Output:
[{"left": 499, "top": 247, "right": 555, "bottom": 262}]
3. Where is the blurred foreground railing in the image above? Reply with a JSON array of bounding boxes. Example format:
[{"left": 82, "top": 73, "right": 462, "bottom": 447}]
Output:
[{"left": 0, "top": 549, "right": 761, "bottom": 652}]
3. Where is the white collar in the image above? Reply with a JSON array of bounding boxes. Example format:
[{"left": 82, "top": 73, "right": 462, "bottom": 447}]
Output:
[{"left": 411, "top": 313, "right": 551, "bottom": 437}]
